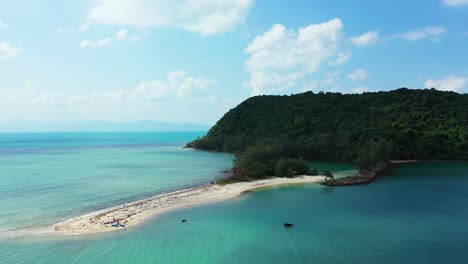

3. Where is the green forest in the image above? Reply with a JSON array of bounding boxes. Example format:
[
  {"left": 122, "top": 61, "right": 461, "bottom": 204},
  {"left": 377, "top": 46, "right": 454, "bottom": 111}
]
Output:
[{"left": 188, "top": 88, "right": 468, "bottom": 179}]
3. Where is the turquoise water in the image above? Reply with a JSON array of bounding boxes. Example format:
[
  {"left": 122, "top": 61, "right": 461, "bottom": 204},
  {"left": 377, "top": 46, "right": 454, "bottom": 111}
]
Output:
[
  {"left": 0, "top": 132, "right": 233, "bottom": 231},
  {"left": 308, "top": 161, "right": 358, "bottom": 179},
  {"left": 0, "top": 133, "right": 467, "bottom": 263}
]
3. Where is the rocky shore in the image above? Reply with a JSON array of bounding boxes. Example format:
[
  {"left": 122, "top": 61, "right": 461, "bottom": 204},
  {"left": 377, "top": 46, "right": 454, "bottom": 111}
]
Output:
[{"left": 321, "top": 162, "right": 390, "bottom": 187}]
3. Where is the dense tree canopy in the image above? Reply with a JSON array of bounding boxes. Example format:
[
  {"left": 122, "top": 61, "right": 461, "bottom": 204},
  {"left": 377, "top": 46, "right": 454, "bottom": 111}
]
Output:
[{"left": 188, "top": 88, "right": 468, "bottom": 178}]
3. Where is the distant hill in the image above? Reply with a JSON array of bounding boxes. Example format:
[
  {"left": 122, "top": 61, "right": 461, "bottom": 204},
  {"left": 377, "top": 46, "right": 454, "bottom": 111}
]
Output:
[
  {"left": 0, "top": 120, "right": 210, "bottom": 132},
  {"left": 188, "top": 88, "right": 467, "bottom": 177}
]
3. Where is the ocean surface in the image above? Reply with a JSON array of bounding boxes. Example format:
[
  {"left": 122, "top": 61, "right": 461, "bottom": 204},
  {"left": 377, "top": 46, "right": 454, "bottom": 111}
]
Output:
[
  {"left": 0, "top": 132, "right": 467, "bottom": 263},
  {"left": 0, "top": 132, "right": 233, "bottom": 232}
]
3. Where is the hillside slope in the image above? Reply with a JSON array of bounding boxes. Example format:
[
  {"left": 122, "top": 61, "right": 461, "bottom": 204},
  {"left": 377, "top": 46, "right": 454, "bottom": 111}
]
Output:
[
  {"left": 189, "top": 89, "right": 467, "bottom": 165},
  {"left": 188, "top": 88, "right": 468, "bottom": 178}
]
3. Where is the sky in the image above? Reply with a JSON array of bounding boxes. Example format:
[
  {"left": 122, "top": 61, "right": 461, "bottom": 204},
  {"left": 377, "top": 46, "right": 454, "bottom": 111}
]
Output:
[{"left": 0, "top": 0, "right": 467, "bottom": 126}]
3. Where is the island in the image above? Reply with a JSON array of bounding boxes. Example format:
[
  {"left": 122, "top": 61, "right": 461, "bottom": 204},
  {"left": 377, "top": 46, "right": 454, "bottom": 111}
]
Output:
[
  {"left": 8, "top": 88, "right": 466, "bottom": 238},
  {"left": 187, "top": 88, "right": 468, "bottom": 184}
]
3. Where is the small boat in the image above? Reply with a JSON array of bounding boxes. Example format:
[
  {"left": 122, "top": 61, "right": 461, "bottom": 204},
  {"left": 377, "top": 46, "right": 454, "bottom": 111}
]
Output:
[{"left": 119, "top": 224, "right": 125, "bottom": 227}]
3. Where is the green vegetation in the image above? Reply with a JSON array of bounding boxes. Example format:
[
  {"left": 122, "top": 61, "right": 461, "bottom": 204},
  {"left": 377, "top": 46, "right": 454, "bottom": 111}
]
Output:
[
  {"left": 275, "top": 158, "right": 310, "bottom": 177},
  {"left": 323, "top": 170, "right": 334, "bottom": 182},
  {"left": 188, "top": 88, "right": 468, "bottom": 179}
]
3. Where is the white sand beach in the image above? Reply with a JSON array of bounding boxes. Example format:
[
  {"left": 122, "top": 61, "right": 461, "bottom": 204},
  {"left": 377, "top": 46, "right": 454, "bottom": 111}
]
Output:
[{"left": 45, "top": 176, "right": 324, "bottom": 235}]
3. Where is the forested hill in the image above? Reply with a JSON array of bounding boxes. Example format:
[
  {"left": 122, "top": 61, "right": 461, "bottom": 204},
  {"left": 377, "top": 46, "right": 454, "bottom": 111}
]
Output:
[{"left": 188, "top": 88, "right": 467, "bottom": 168}]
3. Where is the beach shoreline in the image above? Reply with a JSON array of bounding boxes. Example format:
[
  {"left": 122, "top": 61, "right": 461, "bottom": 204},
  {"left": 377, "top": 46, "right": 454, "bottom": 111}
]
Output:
[{"left": 12, "top": 176, "right": 324, "bottom": 237}]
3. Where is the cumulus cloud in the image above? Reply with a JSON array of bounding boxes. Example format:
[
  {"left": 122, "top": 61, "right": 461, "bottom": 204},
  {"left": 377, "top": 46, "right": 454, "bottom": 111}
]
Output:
[
  {"left": 80, "top": 28, "right": 141, "bottom": 48},
  {"left": 442, "top": 0, "right": 468, "bottom": 7},
  {"left": 424, "top": 76, "right": 466, "bottom": 92},
  {"left": 350, "top": 31, "right": 379, "bottom": 47},
  {"left": 245, "top": 18, "right": 345, "bottom": 95},
  {"left": 0, "top": 71, "right": 215, "bottom": 121},
  {"left": 329, "top": 50, "right": 351, "bottom": 66},
  {"left": 135, "top": 71, "right": 214, "bottom": 99},
  {"left": 84, "top": 0, "right": 253, "bottom": 35},
  {"left": 347, "top": 69, "right": 369, "bottom": 80},
  {"left": 392, "top": 26, "right": 446, "bottom": 41},
  {"left": 0, "top": 42, "right": 22, "bottom": 59}
]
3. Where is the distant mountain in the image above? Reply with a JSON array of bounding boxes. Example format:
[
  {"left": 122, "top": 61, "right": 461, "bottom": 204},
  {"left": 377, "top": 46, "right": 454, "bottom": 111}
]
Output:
[{"left": 0, "top": 120, "right": 211, "bottom": 132}]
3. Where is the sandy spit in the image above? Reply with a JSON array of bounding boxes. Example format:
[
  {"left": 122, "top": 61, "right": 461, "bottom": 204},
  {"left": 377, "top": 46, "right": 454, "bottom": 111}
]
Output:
[{"left": 39, "top": 176, "right": 325, "bottom": 235}]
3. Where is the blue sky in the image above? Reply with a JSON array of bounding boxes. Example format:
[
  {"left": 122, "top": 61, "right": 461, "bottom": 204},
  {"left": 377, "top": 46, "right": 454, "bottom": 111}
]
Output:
[{"left": 0, "top": 0, "right": 467, "bottom": 125}]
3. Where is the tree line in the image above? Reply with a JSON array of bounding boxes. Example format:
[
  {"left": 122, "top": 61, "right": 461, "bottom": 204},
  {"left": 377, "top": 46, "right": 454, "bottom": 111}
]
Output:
[{"left": 188, "top": 88, "right": 468, "bottom": 179}]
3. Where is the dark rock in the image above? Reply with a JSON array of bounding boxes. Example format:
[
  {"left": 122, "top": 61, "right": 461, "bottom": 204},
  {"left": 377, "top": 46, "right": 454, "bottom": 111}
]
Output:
[
  {"left": 321, "top": 161, "right": 390, "bottom": 187},
  {"left": 181, "top": 219, "right": 187, "bottom": 223},
  {"left": 284, "top": 223, "right": 294, "bottom": 228}
]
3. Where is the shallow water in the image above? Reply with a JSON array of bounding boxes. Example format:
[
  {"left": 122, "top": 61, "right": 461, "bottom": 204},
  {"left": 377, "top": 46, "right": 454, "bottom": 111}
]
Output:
[
  {"left": 2, "top": 162, "right": 468, "bottom": 263},
  {"left": 0, "top": 133, "right": 467, "bottom": 263},
  {"left": 0, "top": 132, "right": 233, "bottom": 231}
]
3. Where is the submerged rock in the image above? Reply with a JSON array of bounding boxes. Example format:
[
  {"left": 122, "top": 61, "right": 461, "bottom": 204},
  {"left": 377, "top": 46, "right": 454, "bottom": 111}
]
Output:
[
  {"left": 284, "top": 223, "right": 294, "bottom": 228},
  {"left": 181, "top": 219, "right": 187, "bottom": 223}
]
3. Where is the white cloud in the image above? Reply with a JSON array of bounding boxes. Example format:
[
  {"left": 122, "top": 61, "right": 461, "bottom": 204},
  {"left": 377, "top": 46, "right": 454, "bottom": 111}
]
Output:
[
  {"left": 347, "top": 69, "right": 369, "bottom": 80},
  {"left": 0, "top": 71, "right": 216, "bottom": 121},
  {"left": 245, "top": 18, "right": 345, "bottom": 95},
  {"left": 115, "top": 29, "right": 128, "bottom": 40},
  {"left": 80, "top": 38, "right": 112, "bottom": 48},
  {"left": 135, "top": 71, "right": 214, "bottom": 99},
  {"left": 392, "top": 26, "right": 446, "bottom": 41},
  {"left": 79, "top": 22, "right": 92, "bottom": 32},
  {"left": 84, "top": 0, "right": 253, "bottom": 35},
  {"left": 301, "top": 71, "right": 341, "bottom": 92},
  {"left": 352, "top": 86, "right": 369, "bottom": 94},
  {"left": 424, "top": 76, "right": 466, "bottom": 92},
  {"left": 329, "top": 50, "right": 351, "bottom": 66},
  {"left": 0, "top": 42, "right": 22, "bottom": 59},
  {"left": 0, "top": 19, "right": 5, "bottom": 29},
  {"left": 442, "top": 0, "right": 468, "bottom": 7},
  {"left": 80, "top": 28, "right": 141, "bottom": 48},
  {"left": 350, "top": 31, "right": 379, "bottom": 47},
  {"left": 322, "top": 71, "right": 341, "bottom": 85},
  {"left": 114, "top": 29, "right": 141, "bottom": 42}
]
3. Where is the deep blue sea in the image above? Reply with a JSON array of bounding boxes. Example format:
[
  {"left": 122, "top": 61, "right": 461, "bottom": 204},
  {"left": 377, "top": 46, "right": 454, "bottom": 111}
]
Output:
[{"left": 0, "top": 132, "right": 467, "bottom": 263}]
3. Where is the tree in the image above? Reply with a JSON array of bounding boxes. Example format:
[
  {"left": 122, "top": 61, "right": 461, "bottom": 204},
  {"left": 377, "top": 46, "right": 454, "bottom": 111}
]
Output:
[
  {"left": 356, "top": 138, "right": 393, "bottom": 170},
  {"left": 233, "top": 145, "right": 281, "bottom": 178},
  {"left": 275, "top": 158, "right": 291, "bottom": 177},
  {"left": 189, "top": 88, "right": 468, "bottom": 180},
  {"left": 310, "top": 168, "right": 319, "bottom": 176},
  {"left": 323, "top": 170, "right": 334, "bottom": 182}
]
